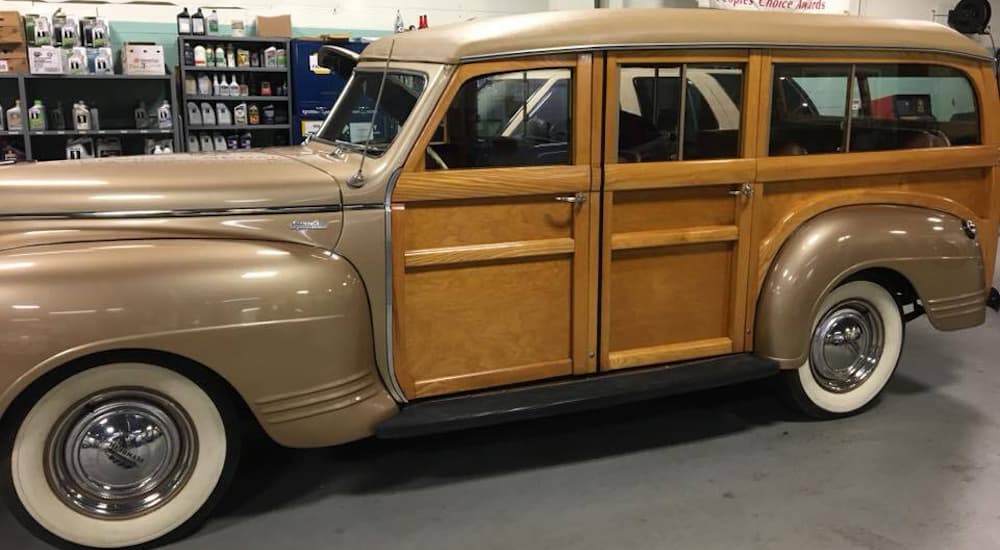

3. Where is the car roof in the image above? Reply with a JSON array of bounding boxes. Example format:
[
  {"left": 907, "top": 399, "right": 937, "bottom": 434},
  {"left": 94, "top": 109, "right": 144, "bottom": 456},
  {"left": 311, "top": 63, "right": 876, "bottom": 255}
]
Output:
[{"left": 360, "top": 8, "right": 992, "bottom": 64}]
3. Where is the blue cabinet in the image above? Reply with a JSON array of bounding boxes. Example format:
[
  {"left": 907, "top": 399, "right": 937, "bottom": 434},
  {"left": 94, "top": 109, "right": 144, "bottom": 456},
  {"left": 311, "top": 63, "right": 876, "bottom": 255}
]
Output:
[{"left": 290, "top": 38, "right": 365, "bottom": 144}]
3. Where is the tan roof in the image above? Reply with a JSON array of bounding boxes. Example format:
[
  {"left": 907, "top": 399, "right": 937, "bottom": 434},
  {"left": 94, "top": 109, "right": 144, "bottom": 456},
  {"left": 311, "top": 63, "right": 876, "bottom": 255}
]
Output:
[{"left": 360, "top": 8, "right": 992, "bottom": 64}]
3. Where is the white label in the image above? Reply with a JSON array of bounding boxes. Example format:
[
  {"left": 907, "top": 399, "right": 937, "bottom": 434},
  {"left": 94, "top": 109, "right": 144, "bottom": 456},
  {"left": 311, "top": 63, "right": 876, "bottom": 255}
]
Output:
[
  {"left": 701, "top": 0, "right": 849, "bottom": 13},
  {"left": 348, "top": 122, "right": 372, "bottom": 143}
]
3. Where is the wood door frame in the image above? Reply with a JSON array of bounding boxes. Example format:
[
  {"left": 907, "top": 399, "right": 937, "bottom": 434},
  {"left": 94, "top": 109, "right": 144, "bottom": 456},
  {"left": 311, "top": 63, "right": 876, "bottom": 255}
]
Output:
[
  {"left": 599, "top": 49, "right": 761, "bottom": 371},
  {"left": 390, "top": 53, "right": 601, "bottom": 398}
]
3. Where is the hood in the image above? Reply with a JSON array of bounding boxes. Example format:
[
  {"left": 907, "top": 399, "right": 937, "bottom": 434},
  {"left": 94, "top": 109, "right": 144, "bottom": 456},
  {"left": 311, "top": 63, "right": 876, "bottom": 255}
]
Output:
[{"left": 0, "top": 150, "right": 340, "bottom": 218}]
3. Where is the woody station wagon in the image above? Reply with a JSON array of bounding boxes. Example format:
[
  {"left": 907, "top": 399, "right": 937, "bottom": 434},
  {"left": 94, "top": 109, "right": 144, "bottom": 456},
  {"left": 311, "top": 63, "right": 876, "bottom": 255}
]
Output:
[{"left": 1, "top": 8, "right": 999, "bottom": 548}]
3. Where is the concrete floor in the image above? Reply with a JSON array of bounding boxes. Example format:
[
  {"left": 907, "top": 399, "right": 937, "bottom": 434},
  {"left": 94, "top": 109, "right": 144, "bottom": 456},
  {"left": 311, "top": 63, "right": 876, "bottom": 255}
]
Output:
[{"left": 3, "top": 256, "right": 1000, "bottom": 549}]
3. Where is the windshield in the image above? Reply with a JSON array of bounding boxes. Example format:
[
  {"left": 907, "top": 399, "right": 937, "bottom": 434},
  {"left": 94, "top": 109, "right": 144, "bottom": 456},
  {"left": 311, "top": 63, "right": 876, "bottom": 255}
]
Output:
[{"left": 316, "top": 71, "right": 426, "bottom": 157}]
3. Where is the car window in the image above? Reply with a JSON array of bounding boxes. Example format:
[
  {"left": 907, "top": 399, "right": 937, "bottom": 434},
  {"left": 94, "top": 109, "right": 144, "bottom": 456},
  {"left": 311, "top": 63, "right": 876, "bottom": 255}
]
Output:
[
  {"left": 770, "top": 65, "right": 851, "bottom": 156},
  {"left": 618, "top": 64, "right": 744, "bottom": 163},
  {"left": 318, "top": 72, "right": 425, "bottom": 156},
  {"left": 849, "top": 64, "right": 980, "bottom": 151},
  {"left": 770, "top": 63, "right": 980, "bottom": 156},
  {"left": 426, "top": 68, "right": 572, "bottom": 170}
]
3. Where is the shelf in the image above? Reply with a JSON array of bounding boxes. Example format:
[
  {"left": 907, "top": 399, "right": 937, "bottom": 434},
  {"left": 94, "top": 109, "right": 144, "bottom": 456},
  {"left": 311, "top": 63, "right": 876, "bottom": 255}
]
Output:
[
  {"left": 29, "top": 129, "right": 175, "bottom": 136},
  {"left": 188, "top": 124, "right": 289, "bottom": 131},
  {"left": 183, "top": 66, "right": 287, "bottom": 73},
  {"left": 179, "top": 35, "right": 290, "bottom": 44},
  {"left": 23, "top": 74, "right": 172, "bottom": 80},
  {"left": 185, "top": 95, "right": 289, "bottom": 102},
  {"left": 0, "top": 130, "right": 23, "bottom": 136}
]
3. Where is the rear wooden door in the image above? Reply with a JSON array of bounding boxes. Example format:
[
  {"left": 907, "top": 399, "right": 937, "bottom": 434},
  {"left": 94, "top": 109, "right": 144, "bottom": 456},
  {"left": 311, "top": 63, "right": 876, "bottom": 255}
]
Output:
[
  {"left": 599, "top": 51, "right": 761, "bottom": 371},
  {"left": 391, "top": 55, "right": 599, "bottom": 399}
]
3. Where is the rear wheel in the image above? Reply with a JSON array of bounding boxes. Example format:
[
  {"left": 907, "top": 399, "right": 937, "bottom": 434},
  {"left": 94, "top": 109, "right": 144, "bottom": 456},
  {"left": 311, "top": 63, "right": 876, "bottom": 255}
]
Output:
[
  {"left": 1, "top": 361, "right": 240, "bottom": 549},
  {"left": 782, "top": 280, "right": 904, "bottom": 418}
]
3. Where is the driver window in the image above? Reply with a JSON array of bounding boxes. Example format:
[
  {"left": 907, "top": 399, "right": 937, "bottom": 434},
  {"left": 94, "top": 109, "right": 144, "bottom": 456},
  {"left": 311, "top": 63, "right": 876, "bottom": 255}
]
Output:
[{"left": 426, "top": 68, "right": 573, "bottom": 170}]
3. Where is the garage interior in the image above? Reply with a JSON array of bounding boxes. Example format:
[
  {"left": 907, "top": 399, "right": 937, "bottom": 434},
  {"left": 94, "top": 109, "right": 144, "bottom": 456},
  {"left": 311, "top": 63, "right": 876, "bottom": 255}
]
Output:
[{"left": 1, "top": 0, "right": 999, "bottom": 548}]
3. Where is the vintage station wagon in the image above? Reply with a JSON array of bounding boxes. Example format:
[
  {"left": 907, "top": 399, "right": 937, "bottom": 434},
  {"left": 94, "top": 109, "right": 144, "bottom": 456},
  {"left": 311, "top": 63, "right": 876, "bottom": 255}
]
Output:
[{"left": 1, "top": 8, "right": 998, "bottom": 548}]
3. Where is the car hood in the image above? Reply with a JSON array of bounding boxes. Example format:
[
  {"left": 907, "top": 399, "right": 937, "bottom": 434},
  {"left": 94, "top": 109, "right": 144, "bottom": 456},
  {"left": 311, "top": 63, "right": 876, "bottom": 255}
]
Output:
[{"left": 0, "top": 150, "right": 341, "bottom": 217}]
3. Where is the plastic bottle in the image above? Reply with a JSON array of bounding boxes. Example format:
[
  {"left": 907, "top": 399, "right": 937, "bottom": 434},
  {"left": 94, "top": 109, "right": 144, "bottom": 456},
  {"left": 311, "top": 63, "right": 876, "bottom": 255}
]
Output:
[
  {"left": 49, "top": 101, "right": 65, "bottom": 130},
  {"left": 248, "top": 104, "right": 259, "bottom": 125},
  {"left": 201, "top": 102, "right": 216, "bottom": 125},
  {"left": 184, "top": 74, "right": 196, "bottom": 95},
  {"left": 73, "top": 102, "right": 91, "bottom": 131},
  {"left": 214, "top": 45, "right": 225, "bottom": 68},
  {"left": 93, "top": 48, "right": 112, "bottom": 74},
  {"left": 215, "top": 103, "right": 231, "bottom": 125},
  {"left": 193, "top": 44, "right": 207, "bottom": 66},
  {"left": 176, "top": 8, "right": 191, "bottom": 35},
  {"left": 60, "top": 16, "right": 78, "bottom": 47},
  {"left": 228, "top": 74, "right": 240, "bottom": 96},
  {"left": 90, "top": 106, "right": 100, "bottom": 130},
  {"left": 261, "top": 104, "right": 275, "bottom": 125},
  {"left": 213, "top": 134, "right": 227, "bottom": 151},
  {"left": 233, "top": 103, "right": 247, "bottom": 125},
  {"left": 187, "top": 102, "right": 202, "bottom": 125},
  {"left": 183, "top": 42, "right": 195, "bottom": 66},
  {"left": 207, "top": 10, "right": 219, "bottom": 34},
  {"left": 191, "top": 8, "right": 206, "bottom": 35},
  {"left": 187, "top": 134, "right": 200, "bottom": 152},
  {"left": 238, "top": 76, "right": 248, "bottom": 97},
  {"left": 6, "top": 100, "right": 22, "bottom": 131},
  {"left": 225, "top": 44, "right": 235, "bottom": 67},
  {"left": 204, "top": 44, "right": 215, "bottom": 66},
  {"left": 197, "top": 74, "right": 212, "bottom": 96},
  {"left": 275, "top": 48, "right": 286, "bottom": 67},
  {"left": 264, "top": 46, "right": 277, "bottom": 68},
  {"left": 394, "top": 10, "right": 404, "bottom": 33},
  {"left": 157, "top": 100, "right": 173, "bottom": 129},
  {"left": 134, "top": 101, "right": 148, "bottom": 129},
  {"left": 28, "top": 100, "right": 46, "bottom": 131},
  {"left": 212, "top": 74, "right": 221, "bottom": 96},
  {"left": 239, "top": 131, "right": 251, "bottom": 149},
  {"left": 199, "top": 133, "right": 213, "bottom": 151}
]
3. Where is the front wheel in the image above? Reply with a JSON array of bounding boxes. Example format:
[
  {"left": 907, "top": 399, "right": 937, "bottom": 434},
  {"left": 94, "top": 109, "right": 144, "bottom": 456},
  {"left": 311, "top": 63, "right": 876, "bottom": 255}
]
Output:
[
  {"left": 782, "top": 280, "right": 905, "bottom": 418},
  {"left": 1, "top": 361, "right": 241, "bottom": 549}
]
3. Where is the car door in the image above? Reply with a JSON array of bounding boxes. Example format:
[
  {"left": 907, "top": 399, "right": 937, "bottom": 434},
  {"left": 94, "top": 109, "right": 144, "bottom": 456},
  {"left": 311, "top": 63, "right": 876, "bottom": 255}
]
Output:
[
  {"left": 390, "top": 55, "right": 599, "bottom": 399},
  {"left": 599, "top": 50, "right": 760, "bottom": 371}
]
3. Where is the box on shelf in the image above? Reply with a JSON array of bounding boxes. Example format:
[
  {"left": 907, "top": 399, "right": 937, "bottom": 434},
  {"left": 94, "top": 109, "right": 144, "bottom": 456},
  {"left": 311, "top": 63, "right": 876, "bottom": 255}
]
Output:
[
  {"left": 0, "top": 46, "right": 27, "bottom": 73},
  {"left": 28, "top": 45, "right": 64, "bottom": 74},
  {"left": 0, "top": 11, "right": 25, "bottom": 44},
  {"left": 256, "top": 15, "right": 291, "bottom": 37},
  {"left": 121, "top": 42, "right": 165, "bottom": 75}
]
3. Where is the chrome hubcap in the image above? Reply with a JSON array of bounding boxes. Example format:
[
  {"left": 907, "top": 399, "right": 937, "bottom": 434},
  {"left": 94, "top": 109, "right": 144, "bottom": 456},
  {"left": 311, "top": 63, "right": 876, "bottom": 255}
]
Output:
[
  {"left": 809, "top": 299, "right": 884, "bottom": 393},
  {"left": 46, "top": 389, "right": 197, "bottom": 519}
]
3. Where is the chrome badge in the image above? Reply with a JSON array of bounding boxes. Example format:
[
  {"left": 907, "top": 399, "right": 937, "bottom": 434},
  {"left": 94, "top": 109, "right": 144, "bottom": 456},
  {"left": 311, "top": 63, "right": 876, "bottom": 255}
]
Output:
[{"left": 289, "top": 219, "right": 330, "bottom": 231}]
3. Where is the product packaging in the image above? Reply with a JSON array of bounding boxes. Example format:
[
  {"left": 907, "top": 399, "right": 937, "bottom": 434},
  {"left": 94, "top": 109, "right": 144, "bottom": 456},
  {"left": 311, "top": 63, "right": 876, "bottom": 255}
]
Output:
[{"left": 215, "top": 103, "right": 231, "bottom": 125}]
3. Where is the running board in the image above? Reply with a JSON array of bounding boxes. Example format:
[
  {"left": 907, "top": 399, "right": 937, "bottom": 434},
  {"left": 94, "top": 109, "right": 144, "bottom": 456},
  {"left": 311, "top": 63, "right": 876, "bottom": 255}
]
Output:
[{"left": 376, "top": 354, "right": 779, "bottom": 439}]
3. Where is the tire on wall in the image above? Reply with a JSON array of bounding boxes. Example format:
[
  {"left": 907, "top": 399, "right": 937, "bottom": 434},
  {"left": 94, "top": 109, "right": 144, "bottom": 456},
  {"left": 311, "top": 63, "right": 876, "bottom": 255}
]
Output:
[
  {"left": 782, "top": 280, "right": 905, "bottom": 418},
  {"left": 1, "top": 361, "right": 241, "bottom": 549}
]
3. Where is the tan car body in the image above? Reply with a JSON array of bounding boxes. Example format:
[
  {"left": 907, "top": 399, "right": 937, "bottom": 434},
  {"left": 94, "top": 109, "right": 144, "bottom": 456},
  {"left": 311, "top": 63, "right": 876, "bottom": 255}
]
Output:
[{"left": 0, "top": 9, "right": 997, "bottom": 447}]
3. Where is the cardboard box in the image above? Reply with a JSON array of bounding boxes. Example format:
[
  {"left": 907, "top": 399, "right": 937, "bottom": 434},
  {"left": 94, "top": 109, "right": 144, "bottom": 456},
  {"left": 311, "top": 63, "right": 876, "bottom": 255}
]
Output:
[
  {"left": 256, "top": 14, "right": 291, "bottom": 37},
  {"left": 28, "top": 45, "right": 64, "bottom": 74},
  {"left": 121, "top": 42, "right": 165, "bottom": 75},
  {"left": 0, "top": 44, "right": 26, "bottom": 73}
]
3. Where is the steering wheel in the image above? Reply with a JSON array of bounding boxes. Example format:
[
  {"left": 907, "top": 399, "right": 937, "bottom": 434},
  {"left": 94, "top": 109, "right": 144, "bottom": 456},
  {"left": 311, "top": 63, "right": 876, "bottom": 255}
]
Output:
[{"left": 427, "top": 145, "right": 448, "bottom": 170}]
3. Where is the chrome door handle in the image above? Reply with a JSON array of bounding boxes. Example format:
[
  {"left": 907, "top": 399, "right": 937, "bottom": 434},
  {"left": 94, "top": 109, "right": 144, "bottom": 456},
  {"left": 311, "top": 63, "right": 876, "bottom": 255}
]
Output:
[
  {"left": 555, "top": 192, "right": 587, "bottom": 205},
  {"left": 729, "top": 183, "right": 753, "bottom": 198}
]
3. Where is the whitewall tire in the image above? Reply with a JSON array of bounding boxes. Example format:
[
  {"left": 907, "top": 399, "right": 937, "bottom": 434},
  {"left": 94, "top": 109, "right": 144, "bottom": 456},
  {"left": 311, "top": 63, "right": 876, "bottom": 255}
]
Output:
[
  {"left": 2, "top": 361, "right": 240, "bottom": 549},
  {"left": 783, "top": 281, "right": 904, "bottom": 418}
]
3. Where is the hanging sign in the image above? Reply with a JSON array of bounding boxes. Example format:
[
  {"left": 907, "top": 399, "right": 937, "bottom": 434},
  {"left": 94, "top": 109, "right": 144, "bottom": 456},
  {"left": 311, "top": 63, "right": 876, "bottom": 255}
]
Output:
[{"left": 703, "top": 0, "right": 850, "bottom": 14}]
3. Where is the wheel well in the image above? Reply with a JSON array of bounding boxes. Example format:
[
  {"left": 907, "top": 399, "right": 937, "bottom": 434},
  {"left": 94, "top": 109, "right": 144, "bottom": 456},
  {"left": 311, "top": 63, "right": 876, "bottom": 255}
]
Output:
[
  {"left": 843, "top": 267, "right": 920, "bottom": 308},
  {"left": 0, "top": 349, "right": 264, "bottom": 439}
]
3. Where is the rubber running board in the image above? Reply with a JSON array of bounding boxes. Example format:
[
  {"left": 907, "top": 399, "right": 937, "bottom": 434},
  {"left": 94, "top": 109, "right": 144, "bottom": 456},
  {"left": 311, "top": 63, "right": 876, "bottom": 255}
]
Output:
[{"left": 376, "top": 353, "right": 779, "bottom": 439}]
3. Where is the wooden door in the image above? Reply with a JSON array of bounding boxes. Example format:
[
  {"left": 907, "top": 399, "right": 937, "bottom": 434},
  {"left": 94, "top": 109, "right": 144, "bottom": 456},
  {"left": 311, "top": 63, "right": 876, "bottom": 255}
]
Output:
[
  {"left": 391, "top": 55, "right": 599, "bottom": 399},
  {"left": 599, "top": 51, "right": 761, "bottom": 371}
]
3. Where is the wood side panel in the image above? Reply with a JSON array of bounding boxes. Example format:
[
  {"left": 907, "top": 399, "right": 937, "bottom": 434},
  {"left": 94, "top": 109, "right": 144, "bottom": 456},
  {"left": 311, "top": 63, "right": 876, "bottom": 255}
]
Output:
[
  {"left": 744, "top": 50, "right": 772, "bottom": 348},
  {"left": 606, "top": 159, "right": 755, "bottom": 191},
  {"left": 609, "top": 242, "right": 733, "bottom": 353},
  {"left": 575, "top": 53, "right": 593, "bottom": 167},
  {"left": 756, "top": 146, "right": 995, "bottom": 183},
  {"left": 607, "top": 337, "right": 733, "bottom": 371},
  {"left": 394, "top": 165, "right": 589, "bottom": 202},
  {"left": 405, "top": 238, "right": 575, "bottom": 268},
  {"left": 402, "top": 196, "right": 575, "bottom": 249},
  {"left": 572, "top": 198, "right": 593, "bottom": 374},
  {"left": 611, "top": 187, "right": 737, "bottom": 233},
  {"left": 389, "top": 206, "right": 416, "bottom": 397},
  {"left": 585, "top": 191, "right": 601, "bottom": 374},
  {"left": 611, "top": 225, "right": 738, "bottom": 251},
  {"left": 599, "top": 192, "right": 614, "bottom": 369},
  {"left": 590, "top": 53, "right": 605, "bottom": 192},
  {"left": 414, "top": 359, "right": 572, "bottom": 398}
]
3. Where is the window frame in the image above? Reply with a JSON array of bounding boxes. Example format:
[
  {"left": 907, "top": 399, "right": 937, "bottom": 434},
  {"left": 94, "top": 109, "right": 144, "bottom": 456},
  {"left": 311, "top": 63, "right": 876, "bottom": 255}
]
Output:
[
  {"left": 402, "top": 55, "right": 591, "bottom": 174},
  {"left": 767, "top": 60, "right": 983, "bottom": 157}
]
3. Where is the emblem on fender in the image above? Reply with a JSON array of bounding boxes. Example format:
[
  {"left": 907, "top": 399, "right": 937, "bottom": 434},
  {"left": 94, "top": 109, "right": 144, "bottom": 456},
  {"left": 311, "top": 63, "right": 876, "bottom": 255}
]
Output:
[{"left": 289, "top": 219, "right": 330, "bottom": 231}]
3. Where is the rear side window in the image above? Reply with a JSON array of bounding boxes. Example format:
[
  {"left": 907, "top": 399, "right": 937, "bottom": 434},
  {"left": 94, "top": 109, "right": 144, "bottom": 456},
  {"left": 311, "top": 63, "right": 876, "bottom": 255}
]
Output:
[
  {"left": 426, "top": 68, "right": 572, "bottom": 170},
  {"left": 770, "top": 63, "right": 980, "bottom": 156},
  {"left": 618, "top": 64, "right": 744, "bottom": 162}
]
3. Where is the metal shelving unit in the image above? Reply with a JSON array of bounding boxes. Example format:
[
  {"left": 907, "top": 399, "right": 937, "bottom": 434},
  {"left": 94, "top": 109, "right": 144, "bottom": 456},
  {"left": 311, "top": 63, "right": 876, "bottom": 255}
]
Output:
[
  {"left": 178, "top": 36, "right": 292, "bottom": 151},
  {"left": 0, "top": 73, "right": 179, "bottom": 161}
]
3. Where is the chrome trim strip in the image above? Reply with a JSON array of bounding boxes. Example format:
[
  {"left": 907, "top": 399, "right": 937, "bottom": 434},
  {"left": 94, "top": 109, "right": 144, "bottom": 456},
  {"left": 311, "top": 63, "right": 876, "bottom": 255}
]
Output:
[
  {"left": 0, "top": 204, "right": 344, "bottom": 221},
  {"left": 382, "top": 167, "right": 408, "bottom": 403},
  {"left": 457, "top": 43, "right": 995, "bottom": 63},
  {"left": 343, "top": 203, "right": 386, "bottom": 211}
]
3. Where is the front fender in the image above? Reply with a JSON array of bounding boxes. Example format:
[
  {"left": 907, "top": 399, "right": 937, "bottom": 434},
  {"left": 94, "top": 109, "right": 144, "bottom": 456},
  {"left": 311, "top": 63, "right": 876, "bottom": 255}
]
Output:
[
  {"left": 0, "top": 238, "right": 396, "bottom": 447},
  {"left": 756, "top": 205, "right": 985, "bottom": 368}
]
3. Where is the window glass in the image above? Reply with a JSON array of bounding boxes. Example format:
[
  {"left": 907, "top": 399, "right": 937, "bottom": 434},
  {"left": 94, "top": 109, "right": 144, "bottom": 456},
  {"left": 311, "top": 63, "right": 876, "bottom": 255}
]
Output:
[
  {"left": 849, "top": 64, "right": 980, "bottom": 151},
  {"left": 426, "top": 68, "right": 572, "bottom": 170},
  {"left": 617, "top": 64, "right": 744, "bottom": 162},
  {"left": 770, "top": 65, "right": 850, "bottom": 156},
  {"left": 318, "top": 72, "right": 425, "bottom": 157}
]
